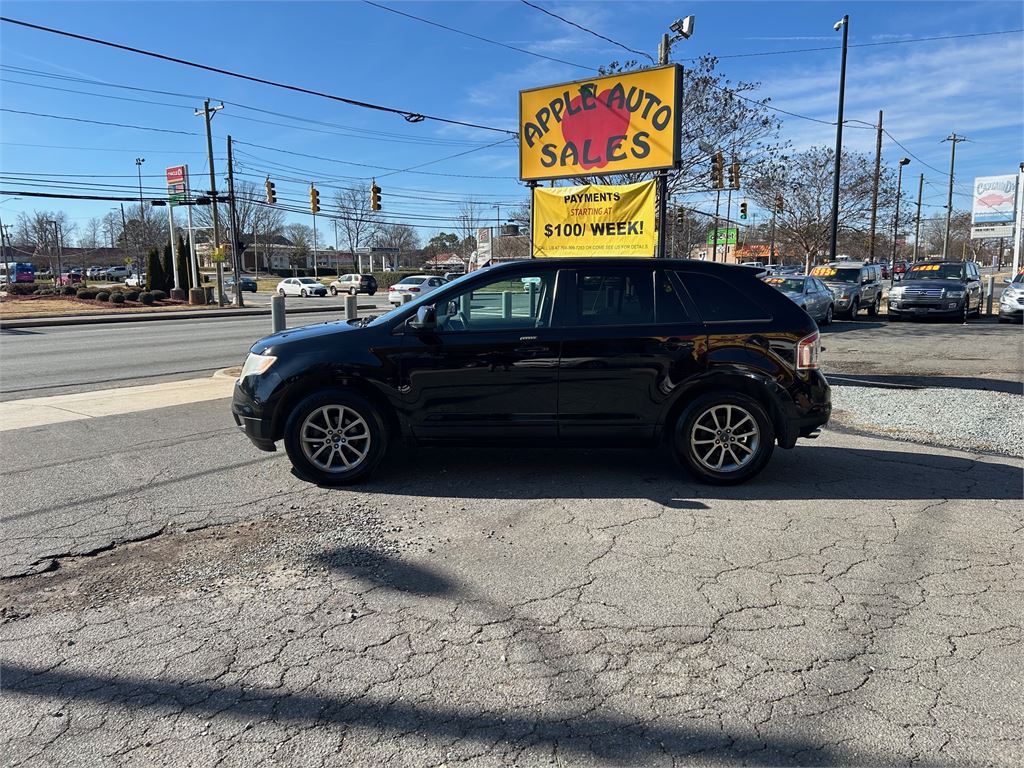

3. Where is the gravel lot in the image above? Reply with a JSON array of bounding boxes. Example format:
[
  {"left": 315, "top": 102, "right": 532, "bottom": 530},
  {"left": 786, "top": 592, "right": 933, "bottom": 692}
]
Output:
[{"left": 831, "top": 384, "right": 1023, "bottom": 457}]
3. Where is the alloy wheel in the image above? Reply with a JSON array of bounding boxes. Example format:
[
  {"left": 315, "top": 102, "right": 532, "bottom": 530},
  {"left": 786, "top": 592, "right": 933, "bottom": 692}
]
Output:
[
  {"left": 689, "top": 404, "right": 760, "bottom": 473},
  {"left": 299, "top": 405, "right": 372, "bottom": 473}
]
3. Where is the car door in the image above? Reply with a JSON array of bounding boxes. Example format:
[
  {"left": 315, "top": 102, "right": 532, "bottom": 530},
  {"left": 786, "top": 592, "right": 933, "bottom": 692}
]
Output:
[
  {"left": 556, "top": 267, "right": 707, "bottom": 442},
  {"left": 394, "top": 266, "right": 562, "bottom": 441},
  {"left": 967, "top": 262, "right": 982, "bottom": 309}
]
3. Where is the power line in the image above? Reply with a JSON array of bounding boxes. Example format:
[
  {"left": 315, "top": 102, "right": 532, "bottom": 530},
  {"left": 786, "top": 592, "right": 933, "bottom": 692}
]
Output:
[
  {"left": 361, "top": 0, "right": 592, "bottom": 71},
  {"left": 518, "top": 0, "right": 655, "bottom": 64},
  {"left": 882, "top": 129, "right": 949, "bottom": 176},
  {"left": 1, "top": 141, "right": 210, "bottom": 154},
  {"left": 0, "top": 107, "right": 198, "bottom": 135},
  {"left": 0, "top": 16, "right": 518, "bottom": 136}
]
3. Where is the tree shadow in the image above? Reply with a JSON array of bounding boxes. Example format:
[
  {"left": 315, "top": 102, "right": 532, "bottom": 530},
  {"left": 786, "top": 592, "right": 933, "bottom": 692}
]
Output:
[
  {"left": 313, "top": 544, "right": 461, "bottom": 597},
  {"left": 2, "top": 661, "right": 913, "bottom": 765}
]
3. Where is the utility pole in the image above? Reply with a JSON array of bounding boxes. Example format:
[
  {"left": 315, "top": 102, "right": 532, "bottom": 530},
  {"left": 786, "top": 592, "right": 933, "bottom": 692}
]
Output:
[
  {"left": 184, "top": 168, "right": 201, "bottom": 303},
  {"left": 769, "top": 204, "right": 778, "bottom": 265},
  {"left": 868, "top": 110, "right": 883, "bottom": 259},
  {"left": 196, "top": 99, "right": 225, "bottom": 305},
  {"left": 120, "top": 203, "right": 130, "bottom": 274},
  {"left": 829, "top": 15, "right": 849, "bottom": 262},
  {"left": 912, "top": 173, "right": 924, "bottom": 262},
  {"left": 134, "top": 157, "right": 145, "bottom": 277},
  {"left": 724, "top": 185, "right": 734, "bottom": 263},
  {"left": 891, "top": 158, "right": 910, "bottom": 266},
  {"left": 711, "top": 189, "right": 722, "bottom": 262},
  {"left": 941, "top": 133, "right": 966, "bottom": 260},
  {"left": 226, "top": 135, "right": 243, "bottom": 307}
]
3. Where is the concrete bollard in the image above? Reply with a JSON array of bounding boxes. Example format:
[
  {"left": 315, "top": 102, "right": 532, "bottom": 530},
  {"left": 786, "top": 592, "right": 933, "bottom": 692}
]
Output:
[
  {"left": 345, "top": 294, "right": 358, "bottom": 320},
  {"left": 271, "top": 294, "right": 286, "bottom": 333},
  {"left": 986, "top": 275, "right": 995, "bottom": 315},
  {"left": 401, "top": 293, "right": 413, "bottom": 304}
]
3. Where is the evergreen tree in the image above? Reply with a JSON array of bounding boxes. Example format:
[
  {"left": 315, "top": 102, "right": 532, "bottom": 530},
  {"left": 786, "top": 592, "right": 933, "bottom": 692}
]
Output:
[
  {"left": 175, "top": 235, "right": 190, "bottom": 292},
  {"left": 161, "top": 241, "right": 174, "bottom": 292},
  {"left": 145, "top": 247, "right": 163, "bottom": 292}
]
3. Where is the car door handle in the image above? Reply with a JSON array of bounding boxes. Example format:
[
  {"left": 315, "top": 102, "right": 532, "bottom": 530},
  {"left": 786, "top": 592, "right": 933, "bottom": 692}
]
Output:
[{"left": 515, "top": 345, "right": 549, "bottom": 354}]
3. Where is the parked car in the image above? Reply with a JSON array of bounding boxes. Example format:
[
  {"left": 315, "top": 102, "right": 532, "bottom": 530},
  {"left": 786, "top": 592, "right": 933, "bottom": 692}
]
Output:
[
  {"left": 104, "top": 265, "right": 131, "bottom": 280},
  {"left": 276, "top": 277, "right": 327, "bottom": 297},
  {"left": 809, "top": 262, "right": 883, "bottom": 319},
  {"left": 125, "top": 273, "right": 146, "bottom": 287},
  {"left": 892, "top": 260, "right": 910, "bottom": 280},
  {"left": 762, "top": 275, "right": 834, "bottom": 325},
  {"left": 879, "top": 263, "right": 889, "bottom": 280},
  {"left": 233, "top": 258, "right": 831, "bottom": 487},
  {"left": 887, "top": 260, "right": 984, "bottom": 322},
  {"left": 226, "top": 276, "right": 258, "bottom": 293},
  {"left": 55, "top": 271, "right": 83, "bottom": 285},
  {"left": 387, "top": 275, "right": 447, "bottom": 306},
  {"left": 330, "top": 273, "right": 377, "bottom": 296},
  {"left": 443, "top": 271, "right": 466, "bottom": 282},
  {"left": 998, "top": 269, "right": 1024, "bottom": 323},
  {"left": 86, "top": 266, "right": 105, "bottom": 279}
]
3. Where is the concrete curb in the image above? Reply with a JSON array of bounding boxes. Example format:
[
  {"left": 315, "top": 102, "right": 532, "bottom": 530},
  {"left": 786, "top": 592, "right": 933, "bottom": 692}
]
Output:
[{"left": 0, "top": 304, "right": 377, "bottom": 330}]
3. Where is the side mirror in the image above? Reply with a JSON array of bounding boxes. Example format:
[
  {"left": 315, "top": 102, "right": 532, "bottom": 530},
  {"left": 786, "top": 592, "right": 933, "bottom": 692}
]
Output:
[
  {"left": 408, "top": 305, "right": 437, "bottom": 331},
  {"left": 1004, "top": 277, "right": 1012, "bottom": 284}
]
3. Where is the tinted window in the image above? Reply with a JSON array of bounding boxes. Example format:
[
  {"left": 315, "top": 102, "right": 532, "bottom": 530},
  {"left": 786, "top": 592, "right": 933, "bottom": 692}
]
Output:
[
  {"left": 574, "top": 269, "right": 655, "bottom": 326},
  {"left": 401, "top": 277, "right": 427, "bottom": 286},
  {"left": 674, "top": 272, "right": 771, "bottom": 322},
  {"left": 655, "top": 270, "right": 691, "bottom": 323},
  {"left": 433, "top": 271, "right": 555, "bottom": 332}
]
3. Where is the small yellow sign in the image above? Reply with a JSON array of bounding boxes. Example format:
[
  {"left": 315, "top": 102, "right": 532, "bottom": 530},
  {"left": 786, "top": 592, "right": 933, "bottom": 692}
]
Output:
[
  {"left": 532, "top": 181, "right": 656, "bottom": 258},
  {"left": 519, "top": 65, "right": 681, "bottom": 181},
  {"left": 810, "top": 267, "right": 837, "bottom": 277}
]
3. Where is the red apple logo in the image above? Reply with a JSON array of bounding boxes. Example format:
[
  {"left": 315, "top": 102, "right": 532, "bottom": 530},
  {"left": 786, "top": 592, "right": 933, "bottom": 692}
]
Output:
[{"left": 561, "top": 88, "right": 631, "bottom": 170}]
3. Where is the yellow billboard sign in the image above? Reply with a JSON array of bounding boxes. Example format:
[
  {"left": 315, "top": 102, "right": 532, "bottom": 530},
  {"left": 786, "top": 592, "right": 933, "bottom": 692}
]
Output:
[
  {"left": 532, "top": 181, "right": 656, "bottom": 258},
  {"left": 519, "top": 65, "right": 681, "bottom": 181}
]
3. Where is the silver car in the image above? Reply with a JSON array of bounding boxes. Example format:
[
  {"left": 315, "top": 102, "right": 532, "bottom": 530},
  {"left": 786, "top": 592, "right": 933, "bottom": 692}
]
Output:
[
  {"left": 388, "top": 275, "right": 446, "bottom": 306},
  {"left": 762, "top": 275, "right": 834, "bottom": 325}
]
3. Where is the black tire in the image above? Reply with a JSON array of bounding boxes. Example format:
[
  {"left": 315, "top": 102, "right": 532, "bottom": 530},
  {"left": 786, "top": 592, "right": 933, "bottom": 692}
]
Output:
[
  {"left": 349, "top": 287, "right": 357, "bottom": 296},
  {"left": 278, "top": 288, "right": 286, "bottom": 297},
  {"left": 300, "top": 288, "right": 308, "bottom": 298},
  {"left": 822, "top": 304, "right": 833, "bottom": 326},
  {"left": 972, "top": 295, "right": 983, "bottom": 317},
  {"left": 368, "top": 290, "right": 376, "bottom": 296},
  {"left": 959, "top": 301, "right": 969, "bottom": 323},
  {"left": 330, "top": 287, "right": 338, "bottom": 296},
  {"left": 672, "top": 392, "right": 775, "bottom": 485},
  {"left": 846, "top": 299, "right": 859, "bottom": 320},
  {"left": 283, "top": 389, "right": 387, "bottom": 485},
  {"left": 867, "top": 296, "right": 879, "bottom": 317}
]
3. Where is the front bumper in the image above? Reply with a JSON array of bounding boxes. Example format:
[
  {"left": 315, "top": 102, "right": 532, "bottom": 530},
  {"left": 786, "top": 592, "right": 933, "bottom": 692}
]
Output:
[
  {"left": 777, "top": 370, "right": 831, "bottom": 449},
  {"left": 231, "top": 381, "right": 277, "bottom": 451},
  {"left": 888, "top": 298, "right": 965, "bottom": 317}
]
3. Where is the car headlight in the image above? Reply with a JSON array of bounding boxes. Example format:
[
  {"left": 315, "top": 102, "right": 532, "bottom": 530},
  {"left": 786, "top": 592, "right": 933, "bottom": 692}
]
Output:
[
  {"left": 944, "top": 290, "right": 965, "bottom": 299},
  {"left": 889, "top": 288, "right": 904, "bottom": 299},
  {"left": 239, "top": 352, "right": 277, "bottom": 381}
]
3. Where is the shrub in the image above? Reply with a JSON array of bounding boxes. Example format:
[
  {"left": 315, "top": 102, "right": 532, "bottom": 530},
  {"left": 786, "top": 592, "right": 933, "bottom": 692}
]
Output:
[
  {"left": 76, "top": 289, "right": 97, "bottom": 300},
  {"left": 125, "top": 291, "right": 140, "bottom": 302},
  {"left": 61, "top": 285, "right": 77, "bottom": 296},
  {"left": 4, "top": 283, "right": 37, "bottom": 296},
  {"left": 151, "top": 290, "right": 166, "bottom": 301},
  {"left": 110, "top": 292, "right": 126, "bottom": 305},
  {"left": 139, "top": 292, "right": 155, "bottom": 305},
  {"left": 95, "top": 291, "right": 110, "bottom": 302},
  {"left": 34, "top": 287, "right": 54, "bottom": 296}
]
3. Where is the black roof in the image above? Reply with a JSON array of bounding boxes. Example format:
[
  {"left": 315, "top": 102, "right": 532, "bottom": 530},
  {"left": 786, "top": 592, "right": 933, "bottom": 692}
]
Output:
[{"left": 485, "top": 258, "right": 750, "bottom": 273}]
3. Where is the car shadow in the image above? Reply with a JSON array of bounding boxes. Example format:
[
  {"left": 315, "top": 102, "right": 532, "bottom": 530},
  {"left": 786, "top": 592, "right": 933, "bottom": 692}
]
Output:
[
  {"left": 820, "top": 320, "right": 886, "bottom": 334},
  {"left": 827, "top": 373, "right": 1023, "bottom": 394},
  {"left": 350, "top": 443, "right": 1021, "bottom": 503},
  {"left": 313, "top": 544, "right": 461, "bottom": 597}
]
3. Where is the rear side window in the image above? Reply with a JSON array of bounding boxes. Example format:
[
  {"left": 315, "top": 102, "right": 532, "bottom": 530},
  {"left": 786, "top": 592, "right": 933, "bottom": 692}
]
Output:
[
  {"left": 574, "top": 269, "right": 655, "bottom": 326},
  {"left": 655, "top": 269, "right": 691, "bottom": 323},
  {"left": 673, "top": 272, "right": 772, "bottom": 323}
]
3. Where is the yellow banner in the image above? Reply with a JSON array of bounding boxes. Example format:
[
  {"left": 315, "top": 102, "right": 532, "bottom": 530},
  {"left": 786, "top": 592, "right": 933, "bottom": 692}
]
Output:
[
  {"left": 519, "top": 65, "right": 681, "bottom": 181},
  {"left": 532, "top": 181, "right": 657, "bottom": 258}
]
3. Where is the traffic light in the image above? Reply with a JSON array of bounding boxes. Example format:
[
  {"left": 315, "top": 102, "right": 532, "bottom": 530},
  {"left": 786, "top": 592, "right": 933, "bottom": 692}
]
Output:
[
  {"left": 739, "top": 201, "right": 748, "bottom": 220},
  {"left": 309, "top": 184, "right": 320, "bottom": 214},
  {"left": 265, "top": 177, "right": 276, "bottom": 205},
  {"left": 676, "top": 206, "right": 686, "bottom": 224},
  {"left": 775, "top": 195, "right": 784, "bottom": 214},
  {"left": 370, "top": 180, "right": 382, "bottom": 211},
  {"left": 711, "top": 152, "right": 725, "bottom": 189},
  {"left": 729, "top": 160, "right": 741, "bottom": 189}
]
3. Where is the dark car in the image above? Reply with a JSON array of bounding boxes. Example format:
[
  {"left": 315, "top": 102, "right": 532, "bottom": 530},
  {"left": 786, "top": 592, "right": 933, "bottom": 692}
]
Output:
[
  {"left": 226, "top": 276, "right": 257, "bottom": 293},
  {"left": 810, "top": 262, "right": 883, "bottom": 319},
  {"left": 232, "top": 259, "right": 831, "bottom": 486},
  {"left": 762, "top": 275, "right": 834, "bottom": 325},
  {"left": 887, "top": 260, "right": 983, "bottom": 322}
]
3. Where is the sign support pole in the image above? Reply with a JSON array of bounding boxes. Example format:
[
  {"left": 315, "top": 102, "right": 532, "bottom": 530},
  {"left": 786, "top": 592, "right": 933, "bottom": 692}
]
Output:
[{"left": 528, "top": 180, "right": 538, "bottom": 258}]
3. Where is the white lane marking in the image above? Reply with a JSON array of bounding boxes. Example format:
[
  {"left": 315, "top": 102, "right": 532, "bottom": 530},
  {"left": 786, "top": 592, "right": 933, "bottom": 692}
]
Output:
[{"left": 0, "top": 376, "right": 237, "bottom": 432}]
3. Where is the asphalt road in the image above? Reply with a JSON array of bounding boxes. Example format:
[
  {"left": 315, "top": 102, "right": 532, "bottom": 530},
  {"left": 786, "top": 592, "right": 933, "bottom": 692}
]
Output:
[{"left": 1, "top": 398, "right": 1022, "bottom": 766}]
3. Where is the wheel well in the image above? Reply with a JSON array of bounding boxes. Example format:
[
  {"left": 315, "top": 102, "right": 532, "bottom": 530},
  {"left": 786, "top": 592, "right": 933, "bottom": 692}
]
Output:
[
  {"left": 271, "top": 375, "right": 401, "bottom": 442},
  {"left": 662, "top": 374, "right": 786, "bottom": 445}
]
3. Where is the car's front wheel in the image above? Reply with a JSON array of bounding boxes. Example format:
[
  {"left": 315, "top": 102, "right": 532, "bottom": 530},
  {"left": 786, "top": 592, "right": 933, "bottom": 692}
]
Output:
[
  {"left": 867, "top": 295, "right": 879, "bottom": 317},
  {"left": 330, "top": 287, "right": 338, "bottom": 296},
  {"left": 283, "top": 389, "right": 387, "bottom": 485},
  {"left": 672, "top": 393, "right": 775, "bottom": 485},
  {"left": 278, "top": 288, "right": 286, "bottom": 297},
  {"left": 300, "top": 288, "right": 308, "bottom": 297},
  {"left": 349, "top": 287, "right": 357, "bottom": 296}
]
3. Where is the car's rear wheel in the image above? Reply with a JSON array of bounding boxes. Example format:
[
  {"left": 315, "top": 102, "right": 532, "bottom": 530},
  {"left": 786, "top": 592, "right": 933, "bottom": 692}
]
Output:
[
  {"left": 283, "top": 389, "right": 387, "bottom": 485},
  {"left": 822, "top": 304, "right": 833, "bottom": 326},
  {"left": 349, "top": 287, "right": 357, "bottom": 296},
  {"left": 278, "top": 288, "right": 286, "bottom": 297},
  {"left": 672, "top": 393, "right": 775, "bottom": 485},
  {"left": 847, "top": 298, "right": 859, "bottom": 319},
  {"left": 867, "top": 296, "right": 879, "bottom": 317},
  {"left": 330, "top": 287, "right": 338, "bottom": 296},
  {"left": 300, "top": 288, "right": 308, "bottom": 297}
]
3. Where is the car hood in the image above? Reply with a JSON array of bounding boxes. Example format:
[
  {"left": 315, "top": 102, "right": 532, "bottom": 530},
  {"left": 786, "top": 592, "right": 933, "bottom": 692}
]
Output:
[
  {"left": 895, "top": 278, "right": 965, "bottom": 290},
  {"left": 251, "top": 320, "right": 358, "bottom": 354}
]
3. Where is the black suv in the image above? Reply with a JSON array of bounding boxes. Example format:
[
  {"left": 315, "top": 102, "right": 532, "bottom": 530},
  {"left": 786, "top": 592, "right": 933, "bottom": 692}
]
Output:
[
  {"left": 887, "top": 260, "right": 983, "bottom": 321},
  {"left": 233, "top": 259, "right": 831, "bottom": 485},
  {"left": 810, "top": 262, "right": 883, "bottom": 319}
]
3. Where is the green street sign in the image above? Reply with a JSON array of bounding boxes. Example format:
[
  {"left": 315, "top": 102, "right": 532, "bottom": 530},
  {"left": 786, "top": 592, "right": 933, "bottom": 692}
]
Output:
[{"left": 706, "top": 228, "right": 737, "bottom": 246}]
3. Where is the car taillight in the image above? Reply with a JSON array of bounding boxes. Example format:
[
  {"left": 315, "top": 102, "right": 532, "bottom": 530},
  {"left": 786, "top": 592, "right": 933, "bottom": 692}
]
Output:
[
  {"left": 797, "top": 331, "right": 820, "bottom": 370},
  {"left": 407, "top": 287, "right": 420, "bottom": 292}
]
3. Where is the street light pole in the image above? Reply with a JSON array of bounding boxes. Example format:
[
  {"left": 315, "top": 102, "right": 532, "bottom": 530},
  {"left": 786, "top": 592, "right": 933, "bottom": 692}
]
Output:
[
  {"left": 891, "top": 158, "right": 910, "bottom": 266},
  {"left": 829, "top": 14, "right": 849, "bottom": 262},
  {"left": 135, "top": 157, "right": 145, "bottom": 278},
  {"left": 657, "top": 16, "right": 694, "bottom": 259},
  {"left": 912, "top": 173, "right": 924, "bottom": 262},
  {"left": 196, "top": 99, "right": 225, "bottom": 305}
]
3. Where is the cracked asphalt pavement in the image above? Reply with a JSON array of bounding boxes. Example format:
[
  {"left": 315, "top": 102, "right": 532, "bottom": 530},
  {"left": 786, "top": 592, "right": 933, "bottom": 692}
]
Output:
[{"left": 2, "top": 397, "right": 1023, "bottom": 766}]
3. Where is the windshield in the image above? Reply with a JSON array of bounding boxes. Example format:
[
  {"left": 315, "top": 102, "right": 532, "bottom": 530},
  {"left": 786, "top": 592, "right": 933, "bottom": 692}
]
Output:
[
  {"left": 298, "top": 278, "right": 320, "bottom": 284},
  {"left": 905, "top": 264, "right": 964, "bottom": 280},
  {"left": 810, "top": 267, "right": 860, "bottom": 282},
  {"left": 1012, "top": 270, "right": 1024, "bottom": 284},
  {"left": 763, "top": 277, "right": 806, "bottom": 293}
]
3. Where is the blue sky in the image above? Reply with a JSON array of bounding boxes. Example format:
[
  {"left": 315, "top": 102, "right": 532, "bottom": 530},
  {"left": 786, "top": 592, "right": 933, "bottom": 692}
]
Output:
[{"left": 1, "top": 0, "right": 1021, "bottom": 243}]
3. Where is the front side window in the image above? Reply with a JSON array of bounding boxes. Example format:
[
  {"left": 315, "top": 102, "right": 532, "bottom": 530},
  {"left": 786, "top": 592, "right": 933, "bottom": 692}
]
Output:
[
  {"left": 432, "top": 271, "right": 556, "bottom": 332},
  {"left": 573, "top": 269, "right": 655, "bottom": 326}
]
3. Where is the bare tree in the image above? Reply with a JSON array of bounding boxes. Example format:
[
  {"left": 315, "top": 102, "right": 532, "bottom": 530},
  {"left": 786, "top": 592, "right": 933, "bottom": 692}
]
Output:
[
  {"left": 921, "top": 210, "right": 985, "bottom": 262},
  {"left": 13, "top": 210, "right": 76, "bottom": 247},
  {"left": 456, "top": 199, "right": 484, "bottom": 256},
  {"left": 284, "top": 223, "right": 313, "bottom": 269},
  {"left": 333, "top": 184, "right": 380, "bottom": 262},
  {"left": 102, "top": 211, "right": 122, "bottom": 249},
  {"left": 78, "top": 217, "right": 103, "bottom": 248},
  {"left": 193, "top": 181, "right": 283, "bottom": 246},
  {"left": 372, "top": 223, "right": 419, "bottom": 253}
]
